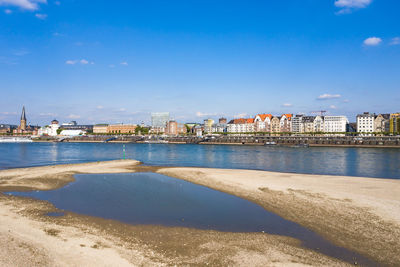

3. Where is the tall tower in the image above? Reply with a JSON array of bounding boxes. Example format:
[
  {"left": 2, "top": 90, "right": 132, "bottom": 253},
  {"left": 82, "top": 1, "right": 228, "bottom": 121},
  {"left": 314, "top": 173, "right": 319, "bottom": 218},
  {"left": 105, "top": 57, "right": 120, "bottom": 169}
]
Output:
[{"left": 20, "top": 106, "right": 27, "bottom": 131}]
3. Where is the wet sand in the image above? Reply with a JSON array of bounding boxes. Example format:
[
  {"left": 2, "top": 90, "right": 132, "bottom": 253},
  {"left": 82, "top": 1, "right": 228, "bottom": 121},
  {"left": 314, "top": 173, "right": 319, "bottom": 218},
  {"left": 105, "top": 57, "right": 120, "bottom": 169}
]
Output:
[{"left": 0, "top": 160, "right": 399, "bottom": 266}]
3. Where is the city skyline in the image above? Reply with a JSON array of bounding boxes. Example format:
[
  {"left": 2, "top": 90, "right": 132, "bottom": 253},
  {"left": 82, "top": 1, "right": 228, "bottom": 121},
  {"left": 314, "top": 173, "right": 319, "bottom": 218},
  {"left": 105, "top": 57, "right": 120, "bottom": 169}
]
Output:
[{"left": 1, "top": 0, "right": 400, "bottom": 124}]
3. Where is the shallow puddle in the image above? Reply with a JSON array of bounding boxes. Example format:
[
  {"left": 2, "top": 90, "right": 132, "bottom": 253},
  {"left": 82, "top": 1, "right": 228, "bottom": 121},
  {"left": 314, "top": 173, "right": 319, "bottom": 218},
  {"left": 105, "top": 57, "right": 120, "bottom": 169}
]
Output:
[{"left": 8, "top": 172, "right": 375, "bottom": 266}]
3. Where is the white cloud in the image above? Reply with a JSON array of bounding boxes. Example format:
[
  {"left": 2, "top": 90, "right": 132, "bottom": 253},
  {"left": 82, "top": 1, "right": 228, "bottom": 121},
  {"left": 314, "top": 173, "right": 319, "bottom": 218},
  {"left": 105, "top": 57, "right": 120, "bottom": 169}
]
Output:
[
  {"left": 120, "top": 62, "right": 128, "bottom": 66},
  {"left": 234, "top": 113, "right": 248, "bottom": 119},
  {"left": 0, "top": 0, "right": 47, "bottom": 11},
  {"left": 282, "top": 103, "right": 292, "bottom": 107},
  {"left": 343, "top": 99, "right": 350, "bottom": 103},
  {"left": 363, "top": 37, "right": 382, "bottom": 46},
  {"left": 317, "top": 94, "right": 342, "bottom": 100},
  {"left": 65, "top": 59, "right": 92, "bottom": 65},
  {"left": 0, "top": 111, "right": 17, "bottom": 115},
  {"left": 390, "top": 37, "right": 400, "bottom": 46},
  {"left": 39, "top": 112, "right": 57, "bottom": 116},
  {"left": 96, "top": 105, "right": 104, "bottom": 109},
  {"left": 330, "top": 105, "right": 337, "bottom": 109},
  {"left": 67, "top": 114, "right": 80, "bottom": 119},
  {"left": 13, "top": 49, "right": 29, "bottom": 56},
  {"left": 4, "top": 8, "right": 12, "bottom": 13},
  {"left": 335, "top": 0, "right": 372, "bottom": 8},
  {"left": 196, "top": 112, "right": 217, "bottom": 117},
  {"left": 53, "top": 32, "right": 64, "bottom": 37},
  {"left": 35, "top": 13, "right": 47, "bottom": 19},
  {"left": 119, "top": 108, "right": 126, "bottom": 112},
  {"left": 65, "top": 60, "right": 77, "bottom": 65},
  {"left": 334, "top": 0, "right": 371, "bottom": 13}
]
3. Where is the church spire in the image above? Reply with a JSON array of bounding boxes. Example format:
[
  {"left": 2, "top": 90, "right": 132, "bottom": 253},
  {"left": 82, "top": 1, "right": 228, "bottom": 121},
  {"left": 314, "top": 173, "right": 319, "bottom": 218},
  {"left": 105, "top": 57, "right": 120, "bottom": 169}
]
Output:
[{"left": 21, "top": 106, "right": 26, "bottom": 121}]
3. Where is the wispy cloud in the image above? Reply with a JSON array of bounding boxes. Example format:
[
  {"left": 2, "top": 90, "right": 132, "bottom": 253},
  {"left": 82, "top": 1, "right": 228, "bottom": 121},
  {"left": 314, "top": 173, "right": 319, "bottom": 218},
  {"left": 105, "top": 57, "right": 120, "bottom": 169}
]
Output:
[
  {"left": 53, "top": 32, "right": 65, "bottom": 37},
  {"left": 67, "top": 114, "right": 80, "bottom": 119},
  {"left": 317, "top": 94, "right": 341, "bottom": 100},
  {"left": 96, "top": 105, "right": 104, "bottom": 109},
  {"left": 109, "top": 64, "right": 115, "bottom": 68},
  {"left": 0, "top": 111, "right": 17, "bottom": 115},
  {"left": 196, "top": 111, "right": 217, "bottom": 117},
  {"left": 334, "top": 0, "right": 372, "bottom": 14},
  {"left": 363, "top": 37, "right": 382, "bottom": 46},
  {"left": 13, "top": 49, "right": 29, "bottom": 56},
  {"left": 35, "top": 13, "right": 47, "bottom": 19},
  {"left": 390, "top": 37, "right": 400, "bottom": 46},
  {"left": 282, "top": 103, "right": 292, "bottom": 107},
  {"left": 4, "top": 8, "right": 11, "bottom": 13},
  {"left": 120, "top": 62, "right": 128, "bottom": 66},
  {"left": 0, "top": 0, "right": 47, "bottom": 11},
  {"left": 329, "top": 105, "right": 337, "bottom": 109},
  {"left": 234, "top": 113, "right": 248, "bottom": 118},
  {"left": 39, "top": 112, "right": 57, "bottom": 117},
  {"left": 65, "top": 59, "right": 93, "bottom": 65}
]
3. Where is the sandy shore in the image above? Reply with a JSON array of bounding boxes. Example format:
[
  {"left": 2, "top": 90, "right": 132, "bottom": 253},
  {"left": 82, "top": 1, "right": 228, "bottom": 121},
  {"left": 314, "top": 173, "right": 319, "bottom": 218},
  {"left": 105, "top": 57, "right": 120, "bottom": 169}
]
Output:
[{"left": 0, "top": 160, "right": 399, "bottom": 266}]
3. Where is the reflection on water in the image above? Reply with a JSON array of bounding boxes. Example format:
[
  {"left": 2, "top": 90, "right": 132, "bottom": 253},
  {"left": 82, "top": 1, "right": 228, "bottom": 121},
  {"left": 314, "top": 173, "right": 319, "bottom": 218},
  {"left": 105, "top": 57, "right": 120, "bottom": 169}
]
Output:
[
  {"left": 0, "top": 143, "right": 399, "bottom": 179},
  {"left": 9, "top": 172, "right": 375, "bottom": 266}
]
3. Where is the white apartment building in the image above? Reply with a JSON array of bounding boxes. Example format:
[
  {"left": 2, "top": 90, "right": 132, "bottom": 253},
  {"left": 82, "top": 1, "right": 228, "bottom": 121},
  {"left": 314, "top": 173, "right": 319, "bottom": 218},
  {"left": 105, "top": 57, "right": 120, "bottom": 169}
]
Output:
[
  {"left": 227, "top": 118, "right": 255, "bottom": 133},
  {"left": 356, "top": 112, "right": 375, "bottom": 133},
  {"left": 324, "top": 116, "right": 349, "bottom": 133},
  {"left": 292, "top": 115, "right": 304, "bottom": 133},
  {"left": 39, "top": 119, "right": 60, "bottom": 136},
  {"left": 314, "top": 116, "right": 324, "bottom": 132}
]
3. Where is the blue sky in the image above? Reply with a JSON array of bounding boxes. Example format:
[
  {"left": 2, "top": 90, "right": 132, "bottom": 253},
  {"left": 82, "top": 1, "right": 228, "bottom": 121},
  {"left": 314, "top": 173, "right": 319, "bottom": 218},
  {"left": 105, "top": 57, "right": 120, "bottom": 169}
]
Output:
[{"left": 0, "top": 0, "right": 399, "bottom": 125}]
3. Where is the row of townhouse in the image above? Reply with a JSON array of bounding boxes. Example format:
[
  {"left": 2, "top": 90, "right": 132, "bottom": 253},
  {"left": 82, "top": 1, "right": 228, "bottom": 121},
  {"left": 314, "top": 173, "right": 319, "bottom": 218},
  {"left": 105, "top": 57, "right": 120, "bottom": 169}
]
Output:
[
  {"left": 356, "top": 112, "right": 400, "bottom": 134},
  {"left": 225, "top": 114, "right": 349, "bottom": 134}
]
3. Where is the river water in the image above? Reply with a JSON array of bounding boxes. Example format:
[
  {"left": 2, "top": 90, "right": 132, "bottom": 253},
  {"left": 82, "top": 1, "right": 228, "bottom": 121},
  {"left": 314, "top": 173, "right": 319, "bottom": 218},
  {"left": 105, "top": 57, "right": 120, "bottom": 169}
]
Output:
[
  {"left": 0, "top": 142, "right": 399, "bottom": 178},
  {"left": 9, "top": 172, "right": 376, "bottom": 266}
]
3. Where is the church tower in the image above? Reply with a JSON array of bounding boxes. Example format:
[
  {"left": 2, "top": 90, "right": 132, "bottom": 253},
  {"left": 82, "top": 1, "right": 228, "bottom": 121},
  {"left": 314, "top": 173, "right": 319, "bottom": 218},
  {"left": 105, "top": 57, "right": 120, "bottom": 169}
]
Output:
[{"left": 20, "top": 106, "right": 27, "bottom": 131}]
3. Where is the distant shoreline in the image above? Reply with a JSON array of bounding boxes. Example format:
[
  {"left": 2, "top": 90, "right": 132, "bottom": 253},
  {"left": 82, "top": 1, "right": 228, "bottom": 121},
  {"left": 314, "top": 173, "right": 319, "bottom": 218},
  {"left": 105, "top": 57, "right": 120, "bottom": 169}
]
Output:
[{"left": 28, "top": 138, "right": 400, "bottom": 148}]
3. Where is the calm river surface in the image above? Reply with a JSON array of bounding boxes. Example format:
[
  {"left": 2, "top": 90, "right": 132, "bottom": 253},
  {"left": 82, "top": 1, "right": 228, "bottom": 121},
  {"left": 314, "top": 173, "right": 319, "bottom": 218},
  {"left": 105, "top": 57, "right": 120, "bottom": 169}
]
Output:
[{"left": 0, "top": 142, "right": 399, "bottom": 178}]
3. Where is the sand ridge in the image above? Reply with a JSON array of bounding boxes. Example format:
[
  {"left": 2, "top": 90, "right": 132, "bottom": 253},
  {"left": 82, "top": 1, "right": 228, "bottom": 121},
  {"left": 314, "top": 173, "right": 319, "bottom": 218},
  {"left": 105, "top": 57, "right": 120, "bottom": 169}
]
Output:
[{"left": 1, "top": 159, "right": 399, "bottom": 265}]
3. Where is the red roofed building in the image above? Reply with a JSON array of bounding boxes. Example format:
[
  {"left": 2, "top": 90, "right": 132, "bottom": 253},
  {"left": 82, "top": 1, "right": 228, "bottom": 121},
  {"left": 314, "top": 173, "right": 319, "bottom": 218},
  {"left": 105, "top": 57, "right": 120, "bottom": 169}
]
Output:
[
  {"left": 280, "top": 114, "right": 293, "bottom": 132},
  {"left": 254, "top": 114, "right": 272, "bottom": 132},
  {"left": 227, "top": 117, "right": 255, "bottom": 133}
]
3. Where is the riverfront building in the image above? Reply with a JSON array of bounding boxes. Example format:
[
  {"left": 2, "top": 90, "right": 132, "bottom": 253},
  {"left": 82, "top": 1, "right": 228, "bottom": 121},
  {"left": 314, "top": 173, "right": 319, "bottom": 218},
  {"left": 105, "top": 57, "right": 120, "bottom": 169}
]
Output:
[
  {"left": 323, "top": 116, "right": 349, "bottom": 133},
  {"left": 60, "top": 121, "right": 93, "bottom": 132},
  {"left": 374, "top": 114, "right": 390, "bottom": 133},
  {"left": 292, "top": 115, "right": 304, "bottom": 133},
  {"left": 390, "top": 113, "right": 400, "bottom": 133},
  {"left": 151, "top": 112, "right": 170, "bottom": 128},
  {"left": 165, "top": 120, "right": 187, "bottom": 135},
  {"left": 254, "top": 114, "right": 272, "bottom": 132},
  {"left": 107, "top": 124, "right": 137, "bottom": 134},
  {"left": 38, "top": 120, "right": 60, "bottom": 136},
  {"left": 13, "top": 106, "right": 39, "bottom": 135},
  {"left": 0, "top": 124, "right": 16, "bottom": 134},
  {"left": 356, "top": 112, "right": 375, "bottom": 133},
  {"left": 203, "top": 119, "right": 215, "bottom": 133},
  {"left": 93, "top": 124, "right": 109, "bottom": 134}
]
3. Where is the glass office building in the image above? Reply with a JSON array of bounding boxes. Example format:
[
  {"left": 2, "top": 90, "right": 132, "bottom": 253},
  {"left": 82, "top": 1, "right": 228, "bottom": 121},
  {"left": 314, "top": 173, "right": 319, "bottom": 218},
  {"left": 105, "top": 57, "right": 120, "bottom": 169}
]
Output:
[{"left": 151, "top": 112, "right": 170, "bottom": 127}]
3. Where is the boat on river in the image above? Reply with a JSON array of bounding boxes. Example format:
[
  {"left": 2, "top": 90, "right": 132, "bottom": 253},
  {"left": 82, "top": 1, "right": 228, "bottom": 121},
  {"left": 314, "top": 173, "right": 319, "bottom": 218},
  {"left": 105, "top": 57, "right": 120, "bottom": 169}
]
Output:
[{"left": 0, "top": 137, "right": 33, "bottom": 143}]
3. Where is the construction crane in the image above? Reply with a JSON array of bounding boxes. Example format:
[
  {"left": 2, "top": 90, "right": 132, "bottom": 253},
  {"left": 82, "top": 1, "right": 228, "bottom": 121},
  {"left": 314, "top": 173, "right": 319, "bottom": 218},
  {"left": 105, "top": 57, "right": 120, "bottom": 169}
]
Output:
[{"left": 310, "top": 110, "right": 327, "bottom": 116}]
